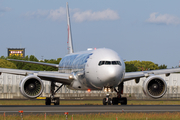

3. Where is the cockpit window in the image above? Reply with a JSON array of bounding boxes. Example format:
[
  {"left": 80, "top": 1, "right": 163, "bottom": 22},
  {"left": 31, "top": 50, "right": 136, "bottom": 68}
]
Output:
[
  {"left": 98, "top": 61, "right": 104, "bottom": 66},
  {"left": 98, "top": 61, "right": 121, "bottom": 66},
  {"left": 116, "top": 61, "right": 121, "bottom": 65},
  {"left": 112, "top": 61, "right": 116, "bottom": 65},
  {"left": 105, "top": 61, "right": 111, "bottom": 65}
]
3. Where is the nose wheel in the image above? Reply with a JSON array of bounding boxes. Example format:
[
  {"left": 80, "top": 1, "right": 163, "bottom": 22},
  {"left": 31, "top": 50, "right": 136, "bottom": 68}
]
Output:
[{"left": 103, "top": 94, "right": 112, "bottom": 105}]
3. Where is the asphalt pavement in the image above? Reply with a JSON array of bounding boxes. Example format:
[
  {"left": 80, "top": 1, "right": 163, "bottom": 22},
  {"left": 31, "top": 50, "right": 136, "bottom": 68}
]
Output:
[{"left": 0, "top": 105, "right": 180, "bottom": 115}]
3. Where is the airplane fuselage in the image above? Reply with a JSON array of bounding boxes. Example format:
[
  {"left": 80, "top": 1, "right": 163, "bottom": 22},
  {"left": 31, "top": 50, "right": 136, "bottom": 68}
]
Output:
[{"left": 59, "top": 48, "right": 125, "bottom": 90}]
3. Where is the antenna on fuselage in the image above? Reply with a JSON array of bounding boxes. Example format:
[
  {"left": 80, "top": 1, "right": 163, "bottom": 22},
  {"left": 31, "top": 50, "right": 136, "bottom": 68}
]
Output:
[{"left": 66, "top": 2, "right": 74, "bottom": 54}]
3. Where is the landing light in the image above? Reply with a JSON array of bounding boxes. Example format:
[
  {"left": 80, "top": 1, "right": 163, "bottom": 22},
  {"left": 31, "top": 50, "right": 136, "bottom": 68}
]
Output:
[
  {"left": 104, "top": 87, "right": 112, "bottom": 92},
  {"left": 69, "top": 75, "right": 74, "bottom": 80},
  {"left": 104, "top": 88, "right": 107, "bottom": 92}
]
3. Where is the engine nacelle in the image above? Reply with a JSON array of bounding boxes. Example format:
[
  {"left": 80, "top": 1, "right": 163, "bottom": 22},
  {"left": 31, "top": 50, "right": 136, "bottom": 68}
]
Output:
[
  {"left": 19, "top": 75, "right": 44, "bottom": 99},
  {"left": 142, "top": 75, "right": 167, "bottom": 99}
]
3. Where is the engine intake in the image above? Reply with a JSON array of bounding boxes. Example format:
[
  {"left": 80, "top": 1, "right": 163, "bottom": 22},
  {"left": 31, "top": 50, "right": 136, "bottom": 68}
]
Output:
[
  {"left": 143, "top": 75, "right": 167, "bottom": 99},
  {"left": 19, "top": 75, "right": 44, "bottom": 99}
]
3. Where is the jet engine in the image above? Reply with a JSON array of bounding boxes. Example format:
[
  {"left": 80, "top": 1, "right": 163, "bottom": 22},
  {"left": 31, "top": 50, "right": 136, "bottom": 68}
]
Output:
[
  {"left": 19, "top": 75, "right": 44, "bottom": 99},
  {"left": 142, "top": 75, "right": 167, "bottom": 99}
]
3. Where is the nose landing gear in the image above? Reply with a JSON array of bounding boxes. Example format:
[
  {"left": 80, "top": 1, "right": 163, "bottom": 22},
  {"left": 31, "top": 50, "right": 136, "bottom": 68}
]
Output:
[{"left": 103, "top": 94, "right": 112, "bottom": 105}]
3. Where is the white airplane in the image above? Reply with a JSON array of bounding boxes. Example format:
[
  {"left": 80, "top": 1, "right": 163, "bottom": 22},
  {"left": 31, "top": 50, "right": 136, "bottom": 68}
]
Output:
[{"left": 1, "top": 3, "right": 180, "bottom": 105}]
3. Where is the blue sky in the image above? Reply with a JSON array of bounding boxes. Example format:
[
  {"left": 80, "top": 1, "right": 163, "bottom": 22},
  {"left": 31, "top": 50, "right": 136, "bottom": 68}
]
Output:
[{"left": 0, "top": 0, "right": 180, "bottom": 68}]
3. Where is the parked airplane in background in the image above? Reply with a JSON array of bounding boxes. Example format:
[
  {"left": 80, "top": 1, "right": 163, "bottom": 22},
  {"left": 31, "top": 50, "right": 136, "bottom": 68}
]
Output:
[{"left": 1, "top": 3, "right": 180, "bottom": 105}]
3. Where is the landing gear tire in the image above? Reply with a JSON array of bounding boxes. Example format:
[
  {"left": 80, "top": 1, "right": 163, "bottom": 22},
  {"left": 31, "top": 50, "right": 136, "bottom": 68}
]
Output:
[
  {"left": 45, "top": 97, "right": 51, "bottom": 105},
  {"left": 103, "top": 98, "right": 107, "bottom": 105},
  {"left": 112, "top": 97, "right": 127, "bottom": 105},
  {"left": 54, "top": 98, "right": 60, "bottom": 105},
  {"left": 108, "top": 98, "right": 112, "bottom": 105},
  {"left": 120, "top": 97, "right": 127, "bottom": 105},
  {"left": 112, "top": 97, "right": 118, "bottom": 105}
]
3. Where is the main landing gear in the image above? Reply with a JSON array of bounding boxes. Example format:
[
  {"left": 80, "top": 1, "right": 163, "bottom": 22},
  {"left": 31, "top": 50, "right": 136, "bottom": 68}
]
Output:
[
  {"left": 102, "top": 82, "right": 127, "bottom": 105},
  {"left": 45, "top": 82, "right": 63, "bottom": 105}
]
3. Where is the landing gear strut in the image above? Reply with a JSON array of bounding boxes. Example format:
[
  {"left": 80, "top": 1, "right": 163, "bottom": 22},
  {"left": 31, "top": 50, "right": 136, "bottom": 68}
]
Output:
[
  {"left": 112, "top": 82, "right": 127, "bottom": 105},
  {"left": 102, "top": 82, "right": 127, "bottom": 105},
  {"left": 45, "top": 82, "right": 63, "bottom": 105}
]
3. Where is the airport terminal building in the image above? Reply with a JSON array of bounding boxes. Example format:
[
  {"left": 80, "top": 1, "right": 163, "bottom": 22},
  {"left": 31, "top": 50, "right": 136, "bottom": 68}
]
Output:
[{"left": 0, "top": 73, "right": 180, "bottom": 100}]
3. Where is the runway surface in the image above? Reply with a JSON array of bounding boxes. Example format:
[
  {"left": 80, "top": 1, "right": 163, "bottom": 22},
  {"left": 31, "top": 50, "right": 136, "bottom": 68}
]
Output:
[{"left": 0, "top": 105, "right": 180, "bottom": 114}]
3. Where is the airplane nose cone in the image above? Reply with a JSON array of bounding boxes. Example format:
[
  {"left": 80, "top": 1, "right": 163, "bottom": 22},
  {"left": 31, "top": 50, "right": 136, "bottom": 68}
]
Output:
[
  {"left": 108, "top": 67, "right": 117, "bottom": 77},
  {"left": 97, "top": 66, "right": 122, "bottom": 87}
]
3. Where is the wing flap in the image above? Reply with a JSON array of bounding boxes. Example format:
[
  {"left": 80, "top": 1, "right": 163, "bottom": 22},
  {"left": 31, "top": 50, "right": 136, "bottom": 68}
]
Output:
[{"left": 37, "top": 72, "right": 72, "bottom": 85}]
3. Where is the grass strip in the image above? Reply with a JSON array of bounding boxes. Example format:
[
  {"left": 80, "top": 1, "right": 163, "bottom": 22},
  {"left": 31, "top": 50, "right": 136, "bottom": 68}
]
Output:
[{"left": 1, "top": 112, "right": 180, "bottom": 120}]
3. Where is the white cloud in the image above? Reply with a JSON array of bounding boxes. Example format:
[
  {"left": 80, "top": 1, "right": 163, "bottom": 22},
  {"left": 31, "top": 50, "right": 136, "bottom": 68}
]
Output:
[
  {"left": 23, "top": 8, "right": 120, "bottom": 22},
  {"left": 24, "top": 9, "right": 49, "bottom": 19},
  {"left": 0, "top": 7, "right": 11, "bottom": 12},
  {"left": 23, "top": 7, "right": 66, "bottom": 21},
  {"left": 0, "top": 7, "right": 11, "bottom": 17},
  {"left": 146, "top": 12, "right": 180, "bottom": 25},
  {"left": 73, "top": 9, "right": 120, "bottom": 22},
  {"left": 48, "top": 7, "right": 66, "bottom": 21}
]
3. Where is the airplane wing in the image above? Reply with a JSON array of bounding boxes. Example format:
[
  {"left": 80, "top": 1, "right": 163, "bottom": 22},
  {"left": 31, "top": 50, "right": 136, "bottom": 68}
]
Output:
[
  {"left": 123, "top": 67, "right": 180, "bottom": 82},
  {"left": 7, "top": 59, "right": 59, "bottom": 68},
  {"left": 0, "top": 68, "right": 73, "bottom": 85}
]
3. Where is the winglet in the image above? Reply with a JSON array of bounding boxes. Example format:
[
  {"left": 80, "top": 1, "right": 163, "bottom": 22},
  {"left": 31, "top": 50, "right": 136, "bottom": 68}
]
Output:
[{"left": 66, "top": 2, "right": 74, "bottom": 54}]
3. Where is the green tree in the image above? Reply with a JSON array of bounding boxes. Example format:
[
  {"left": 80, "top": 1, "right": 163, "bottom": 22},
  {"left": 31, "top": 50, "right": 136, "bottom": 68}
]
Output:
[
  {"left": 158, "top": 64, "right": 167, "bottom": 69},
  {"left": 29, "top": 55, "right": 38, "bottom": 62},
  {"left": 125, "top": 60, "right": 159, "bottom": 71},
  {"left": 125, "top": 63, "right": 138, "bottom": 72},
  {"left": 0, "top": 56, "right": 5, "bottom": 59},
  {"left": 0, "top": 59, "right": 17, "bottom": 69}
]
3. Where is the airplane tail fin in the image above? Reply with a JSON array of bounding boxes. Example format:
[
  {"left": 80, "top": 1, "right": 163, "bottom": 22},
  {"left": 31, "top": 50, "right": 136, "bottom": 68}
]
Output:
[{"left": 66, "top": 2, "right": 74, "bottom": 54}]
